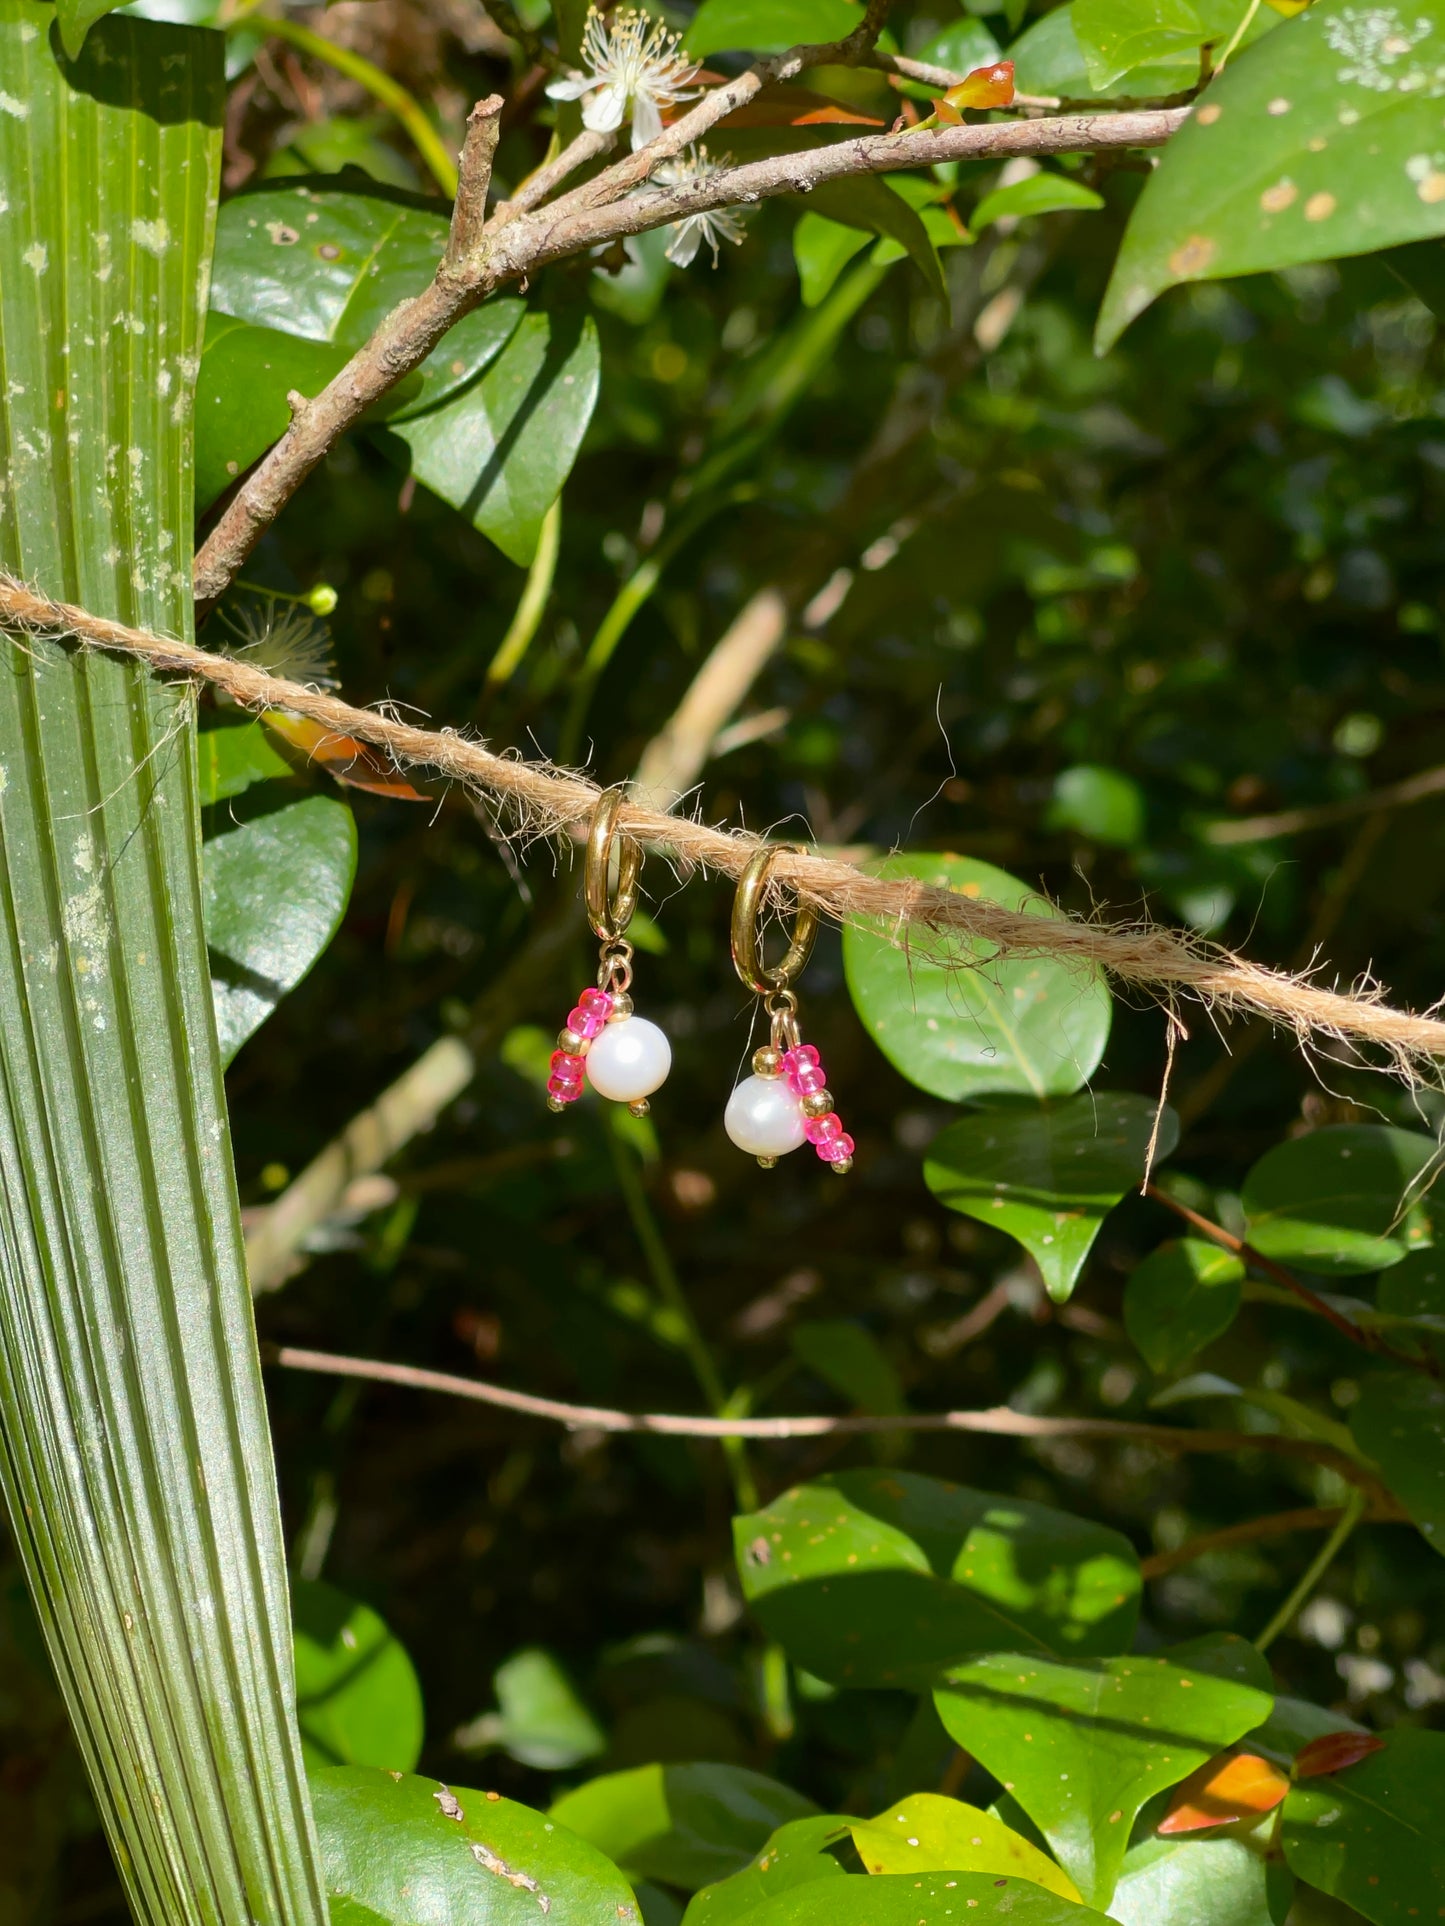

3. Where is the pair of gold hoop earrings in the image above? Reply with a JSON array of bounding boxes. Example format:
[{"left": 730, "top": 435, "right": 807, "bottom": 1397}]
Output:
[{"left": 545, "top": 787, "right": 854, "bottom": 1175}]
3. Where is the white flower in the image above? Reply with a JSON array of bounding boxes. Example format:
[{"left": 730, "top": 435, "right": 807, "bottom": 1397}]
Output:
[
  {"left": 655, "top": 146, "right": 747, "bottom": 268},
  {"left": 546, "top": 6, "right": 698, "bottom": 150}
]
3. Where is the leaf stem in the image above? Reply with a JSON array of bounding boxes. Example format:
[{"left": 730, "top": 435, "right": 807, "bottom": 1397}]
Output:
[
  {"left": 1255, "top": 1489, "right": 1366, "bottom": 1652},
  {"left": 485, "top": 499, "right": 562, "bottom": 692},
  {"left": 241, "top": 14, "right": 460, "bottom": 197}
]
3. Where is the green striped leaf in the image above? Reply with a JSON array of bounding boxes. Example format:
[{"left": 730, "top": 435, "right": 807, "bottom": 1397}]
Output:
[{"left": 0, "top": 12, "right": 327, "bottom": 1926}]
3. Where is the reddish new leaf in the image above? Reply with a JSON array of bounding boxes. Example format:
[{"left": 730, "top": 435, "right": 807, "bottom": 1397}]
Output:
[
  {"left": 937, "top": 61, "right": 1015, "bottom": 117},
  {"left": 260, "top": 710, "right": 429, "bottom": 802},
  {"left": 1293, "top": 1731, "right": 1387, "bottom": 1779},
  {"left": 1158, "top": 1751, "right": 1290, "bottom": 1834}
]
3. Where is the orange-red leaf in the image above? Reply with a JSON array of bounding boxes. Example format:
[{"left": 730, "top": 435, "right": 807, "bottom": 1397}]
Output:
[
  {"left": 260, "top": 710, "right": 430, "bottom": 802},
  {"left": 1294, "top": 1731, "right": 1387, "bottom": 1779},
  {"left": 1158, "top": 1752, "right": 1290, "bottom": 1835},
  {"left": 943, "top": 61, "right": 1016, "bottom": 112},
  {"left": 699, "top": 85, "right": 885, "bottom": 128}
]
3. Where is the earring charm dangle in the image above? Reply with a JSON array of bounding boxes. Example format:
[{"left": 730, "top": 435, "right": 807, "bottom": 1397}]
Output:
[
  {"left": 724, "top": 844, "right": 854, "bottom": 1174},
  {"left": 546, "top": 786, "right": 672, "bottom": 1117}
]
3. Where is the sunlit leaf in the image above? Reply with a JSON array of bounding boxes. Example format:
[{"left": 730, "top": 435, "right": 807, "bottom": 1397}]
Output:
[
  {"left": 1109, "top": 1811, "right": 1290, "bottom": 1926},
  {"left": 684, "top": 0, "right": 862, "bottom": 57},
  {"left": 682, "top": 1815, "right": 853, "bottom": 1926},
  {"left": 1124, "top": 1238, "right": 1244, "bottom": 1373},
  {"left": 459, "top": 1647, "right": 606, "bottom": 1772},
  {"left": 1241, "top": 1124, "right": 1438, "bottom": 1275},
  {"left": 260, "top": 711, "right": 430, "bottom": 801},
  {"left": 1073, "top": 0, "right": 1205, "bottom": 90},
  {"left": 552, "top": 1764, "right": 818, "bottom": 1892},
  {"left": 292, "top": 1579, "right": 425, "bottom": 1774},
  {"left": 1157, "top": 1752, "right": 1289, "bottom": 1833},
  {"left": 849, "top": 1792, "right": 1083, "bottom": 1900}
]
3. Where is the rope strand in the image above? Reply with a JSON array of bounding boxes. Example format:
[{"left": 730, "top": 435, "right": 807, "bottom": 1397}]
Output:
[{"left": 5, "top": 569, "right": 1445, "bottom": 1075}]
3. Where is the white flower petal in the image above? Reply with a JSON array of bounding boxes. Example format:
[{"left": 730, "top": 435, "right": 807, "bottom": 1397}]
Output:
[
  {"left": 631, "top": 89, "right": 664, "bottom": 149},
  {"left": 545, "top": 71, "right": 597, "bottom": 102},
  {"left": 666, "top": 219, "right": 702, "bottom": 268},
  {"left": 583, "top": 81, "right": 628, "bottom": 133}
]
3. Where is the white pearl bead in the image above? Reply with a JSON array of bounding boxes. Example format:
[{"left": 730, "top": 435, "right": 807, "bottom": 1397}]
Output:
[
  {"left": 585, "top": 1015, "right": 671, "bottom": 1103},
  {"left": 725, "top": 1075, "right": 806, "bottom": 1159}
]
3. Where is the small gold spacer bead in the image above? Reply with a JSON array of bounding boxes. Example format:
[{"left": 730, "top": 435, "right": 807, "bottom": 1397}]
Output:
[
  {"left": 608, "top": 992, "right": 634, "bottom": 1022},
  {"left": 753, "top": 1046, "right": 783, "bottom": 1078},
  {"left": 546, "top": 1095, "right": 570, "bottom": 1114},
  {"left": 628, "top": 1097, "right": 650, "bottom": 1117},
  {"left": 830, "top": 1156, "right": 853, "bottom": 1176},
  {"left": 557, "top": 1029, "right": 587, "bottom": 1056},
  {"left": 756, "top": 1155, "right": 778, "bottom": 1169},
  {"left": 801, "top": 1089, "right": 833, "bottom": 1119}
]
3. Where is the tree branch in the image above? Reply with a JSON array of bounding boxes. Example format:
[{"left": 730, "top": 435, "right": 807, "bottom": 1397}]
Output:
[
  {"left": 261, "top": 1344, "right": 1392, "bottom": 1497},
  {"left": 192, "top": 103, "right": 1186, "bottom": 605},
  {"left": 444, "top": 94, "right": 505, "bottom": 264}
]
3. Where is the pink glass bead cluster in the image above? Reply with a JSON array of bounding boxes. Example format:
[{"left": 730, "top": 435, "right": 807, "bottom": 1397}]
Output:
[
  {"left": 547, "top": 985, "right": 613, "bottom": 1106},
  {"left": 781, "top": 1043, "right": 855, "bottom": 1166}
]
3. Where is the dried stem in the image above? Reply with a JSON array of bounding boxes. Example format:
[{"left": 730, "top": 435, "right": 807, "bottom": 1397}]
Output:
[{"left": 445, "top": 95, "right": 505, "bottom": 263}]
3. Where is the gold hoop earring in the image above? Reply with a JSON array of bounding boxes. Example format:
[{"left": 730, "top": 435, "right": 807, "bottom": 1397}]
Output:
[
  {"left": 724, "top": 844, "right": 853, "bottom": 1174},
  {"left": 546, "top": 786, "right": 671, "bottom": 1118}
]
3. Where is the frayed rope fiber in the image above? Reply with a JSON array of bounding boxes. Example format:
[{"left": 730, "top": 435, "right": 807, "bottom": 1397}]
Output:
[{"left": 5, "top": 568, "right": 1444, "bottom": 1075}]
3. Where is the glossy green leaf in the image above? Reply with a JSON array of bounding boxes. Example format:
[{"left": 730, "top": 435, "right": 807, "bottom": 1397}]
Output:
[
  {"left": 925, "top": 1093, "right": 1177, "bottom": 1302},
  {"left": 1281, "top": 1728, "right": 1445, "bottom": 1924},
  {"left": 934, "top": 1650, "right": 1274, "bottom": 1909},
  {"left": 1099, "top": 0, "right": 1445, "bottom": 349},
  {"left": 733, "top": 1469, "right": 1141, "bottom": 1688},
  {"left": 1045, "top": 763, "right": 1145, "bottom": 845},
  {"left": 798, "top": 177, "right": 945, "bottom": 302},
  {"left": 551, "top": 1764, "right": 819, "bottom": 1892},
  {"left": 684, "top": 0, "right": 861, "bottom": 57},
  {"left": 707, "top": 1872, "right": 1112, "bottom": 1924},
  {"left": 843, "top": 855, "right": 1112, "bottom": 1101},
  {"left": 1109, "top": 1813, "right": 1291, "bottom": 1926},
  {"left": 1073, "top": 0, "right": 1205, "bottom": 89},
  {"left": 293, "top": 1579, "right": 425, "bottom": 1774},
  {"left": 210, "top": 179, "right": 526, "bottom": 422},
  {"left": 790, "top": 1320, "right": 905, "bottom": 1414},
  {"left": 1241, "top": 1124, "right": 1438, "bottom": 1275},
  {"left": 1009, "top": 5, "right": 1197, "bottom": 97},
  {"left": 1243, "top": 1693, "right": 1367, "bottom": 1768},
  {"left": 682, "top": 1815, "right": 851, "bottom": 1926},
  {"left": 198, "top": 716, "right": 297, "bottom": 806},
  {"left": 459, "top": 1647, "right": 607, "bottom": 1771},
  {"left": 312, "top": 1766, "right": 639, "bottom": 1923},
  {"left": 195, "top": 314, "right": 352, "bottom": 514},
  {"left": 849, "top": 1792, "right": 1082, "bottom": 1900},
  {"left": 203, "top": 780, "right": 356, "bottom": 1067},
  {"left": 1375, "top": 1246, "right": 1445, "bottom": 1323},
  {"left": 793, "top": 212, "right": 871, "bottom": 307},
  {"left": 1350, "top": 1370, "right": 1445, "bottom": 1557},
  {"left": 55, "top": 0, "right": 122, "bottom": 57},
  {"left": 379, "top": 306, "right": 601, "bottom": 566},
  {"left": 918, "top": 17, "right": 1003, "bottom": 77},
  {"left": 1124, "top": 1238, "right": 1244, "bottom": 1373},
  {"left": 0, "top": 12, "right": 327, "bottom": 1925}
]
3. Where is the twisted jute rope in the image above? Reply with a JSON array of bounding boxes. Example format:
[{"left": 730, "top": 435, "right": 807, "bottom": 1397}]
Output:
[{"left": 5, "top": 569, "right": 1444, "bottom": 1076}]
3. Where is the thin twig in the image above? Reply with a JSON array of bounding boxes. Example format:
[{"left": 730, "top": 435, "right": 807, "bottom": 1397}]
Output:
[
  {"left": 445, "top": 95, "right": 505, "bottom": 262},
  {"left": 260, "top": 1343, "right": 1391, "bottom": 1495},
  {"left": 489, "top": 128, "right": 616, "bottom": 228},
  {"left": 1207, "top": 763, "right": 1445, "bottom": 843},
  {"left": 1145, "top": 1183, "right": 1435, "bottom": 1372},
  {"left": 867, "top": 49, "right": 1060, "bottom": 109},
  {"left": 1139, "top": 1499, "right": 1407, "bottom": 1579}
]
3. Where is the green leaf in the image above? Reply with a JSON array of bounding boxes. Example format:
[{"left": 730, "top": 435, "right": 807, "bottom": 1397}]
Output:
[
  {"left": 312, "top": 1766, "right": 640, "bottom": 1922},
  {"left": 195, "top": 314, "right": 352, "bottom": 513},
  {"left": 552, "top": 1764, "right": 819, "bottom": 1892},
  {"left": 696, "top": 1873, "right": 1112, "bottom": 1924},
  {"left": 683, "top": 1815, "right": 852, "bottom": 1926},
  {"left": 203, "top": 781, "right": 357, "bottom": 1067},
  {"left": 1124, "top": 1238, "right": 1244, "bottom": 1373},
  {"left": 459, "top": 1647, "right": 607, "bottom": 1771},
  {"left": 849, "top": 1792, "right": 1083, "bottom": 1901},
  {"left": 798, "top": 177, "right": 946, "bottom": 302},
  {"left": 1281, "top": 1728, "right": 1445, "bottom": 1924},
  {"left": 790, "top": 1320, "right": 905, "bottom": 1413},
  {"left": 197, "top": 716, "right": 297, "bottom": 805},
  {"left": 1073, "top": 0, "right": 1204, "bottom": 90},
  {"left": 0, "top": 11, "right": 327, "bottom": 1925},
  {"left": 1045, "top": 764, "right": 1145, "bottom": 845},
  {"left": 685, "top": 0, "right": 861, "bottom": 58},
  {"left": 842, "top": 855, "right": 1113, "bottom": 1102},
  {"left": 1110, "top": 1814, "right": 1291, "bottom": 1926},
  {"left": 918, "top": 17, "right": 1003, "bottom": 76},
  {"left": 55, "top": 0, "right": 122, "bottom": 57},
  {"left": 293, "top": 1579, "right": 425, "bottom": 1774},
  {"left": 793, "top": 212, "right": 871, "bottom": 307},
  {"left": 934, "top": 1650, "right": 1274, "bottom": 1909},
  {"left": 1009, "top": 4, "right": 1198, "bottom": 98},
  {"left": 1375, "top": 1246, "right": 1445, "bottom": 1322},
  {"left": 733, "top": 1469, "right": 1141, "bottom": 1688},
  {"left": 210, "top": 178, "right": 527, "bottom": 422},
  {"left": 924, "top": 1093, "right": 1177, "bottom": 1302},
  {"left": 1350, "top": 1370, "right": 1445, "bottom": 1557},
  {"left": 973, "top": 172, "right": 1107, "bottom": 230},
  {"left": 378, "top": 306, "right": 601, "bottom": 566},
  {"left": 1098, "top": 0, "right": 1445, "bottom": 349},
  {"left": 1240, "top": 1124, "right": 1438, "bottom": 1276}
]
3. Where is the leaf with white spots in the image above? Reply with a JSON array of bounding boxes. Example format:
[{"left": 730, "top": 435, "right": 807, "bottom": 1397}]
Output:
[
  {"left": 733, "top": 1469, "right": 1141, "bottom": 1689},
  {"left": 1123, "top": 1237, "right": 1244, "bottom": 1373},
  {"left": 1351, "top": 1370, "right": 1445, "bottom": 1557},
  {"left": 933, "top": 1650, "right": 1274, "bottom": 1911},
  {"left": 1099, "top": 0, "right": 1445, "bottom": 348},
  {"left": 848, "top": 1792, "right": 1083, "bottom": 1900},
  {"left": 1281, "top": 1727, "right": 1445, "bottom": 1923},
  {"left": 694, "top": 1870, "right": 1112, "bottom": 1925},
  {"left": 924, "top": 1093, "right": 1177, "bottom": 1301},
  {"left": 842, "top": 855, "right": 1112, "bottom": 1102},
  {"left": 1241, "top": 1124, "right": 1439, "bottom": 1276}
]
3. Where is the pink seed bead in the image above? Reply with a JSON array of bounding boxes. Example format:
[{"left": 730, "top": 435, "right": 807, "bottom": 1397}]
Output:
[
  {"left": 819, "top": 1132, "right": 855, "bottom": 1163},
  {"left": 568, "top": 1004, "right": 608, "bottom": 1040},
  {"left": 547, "top": 1077, "right": 582, "bottom": 1103},
  {"left": 781, "top": 1044, "right": 820, "bottom": 1079},
  {"left": 804, "top": 1111, "right": 843, "bottom": 1146},
  {"left": 550, "top": 1050, "right": 585, "bottom": 1083},
  {"left": 795, "top": 1063, "right": 828, "bottom": 1097},
  {"left": 579, "top": 986, "right": 613, "bottom": 1018}
]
